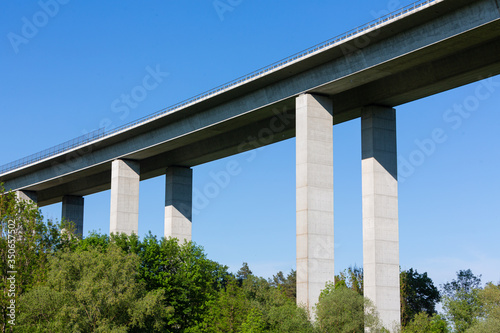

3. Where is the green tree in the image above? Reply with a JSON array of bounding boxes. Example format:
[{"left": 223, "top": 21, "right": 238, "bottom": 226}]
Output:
[
  {"left": 193, "top": 268, "right": 315, "bottom": 333},
  {"left": 400, "top": 268, "right": 440, "bottom": 326},
  {"left": 239, "top": 308, "right": 266, "bottom": 333},
  {"left": 241, "top": 273, "right": 312, "bottom": 330},
  {"left": 335, "top": 266, "right": 363, "bottom": 295},
  {"left": 441, "top": 269, "right": 483, "bottom": 332},
  {"left": 237, "top": 262, "right": 253, "bottom": 284},
  {"left": 75, "top": 231, "right": 110, "bottom": 252},
  {"left": 0, "top": 186, "right": 76, "bottom": 332},
  {"left": 241, "top": 274, "right": 280, "bottom": 308},
  {"left": 191, "top": 277, "right": 254, "bottom": 332},
  {"left": 267, "top": 301, "right": 316, "bottom": 333},
  {"left": 403, "top": 312, "right": 449, "bottom": 333},
  {"left": 466, "top": 282, "right": 500, "bottom": 332},
  {"left": 269, "top": 269, "right": 296, "bottom": 302},
  {"left": 442, "top": 270, "right": 482, "bottom": 297},
  {"left": 17, "top": 243, "right": 168, "bottom": 332},
  {"left": 138, "top": 233, "right": 230, "bottom": 332},
  {"left": 315, "top": 282, "right": 385, "bottom": 333}
]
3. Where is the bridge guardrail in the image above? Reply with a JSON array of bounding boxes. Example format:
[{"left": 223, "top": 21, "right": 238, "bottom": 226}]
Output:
[{"left": 0, "top": 0, "right": 437, "bottom": 175}]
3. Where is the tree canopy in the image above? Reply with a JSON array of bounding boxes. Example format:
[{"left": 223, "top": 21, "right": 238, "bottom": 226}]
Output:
[
  {"left": 315, "top": 281, "right": 385, "bottom": 333},
  {"left": 400, "top": 268, "right": 441, "bottom": 326},
  {"left": 18, "top": 244, "right": 168, "bottom": 332},
  {"left": 466, "top": 282, "right": 500, "bottom": 332},
  {"left": 441, "top": 270, "right": 483, "bottom": 332},
  {"left": 1, "top": 185, "right": 499, "bottom": 332}
]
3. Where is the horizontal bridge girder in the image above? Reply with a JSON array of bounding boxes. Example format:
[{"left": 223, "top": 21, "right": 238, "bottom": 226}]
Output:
[{"left": 30, "top": 110, "right": 296, "bottom": 207}]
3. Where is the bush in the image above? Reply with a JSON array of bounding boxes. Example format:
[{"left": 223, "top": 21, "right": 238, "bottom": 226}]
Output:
[
  {"left": 17, "top": 244, "right": 167, "bottom": 332},
  {"left": 315, "top": 283, "right": 385, "bottom": 333},
  {"left": 403, "top": 312, "right": 449, "bottom": 333}
]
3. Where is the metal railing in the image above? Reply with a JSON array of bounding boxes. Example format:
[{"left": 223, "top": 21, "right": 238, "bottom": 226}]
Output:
[
  {"left": 0, "top": 128, "right": 106, "bottom": 174},
  {"left": 0, "top": 0, "right": 438, "bottom": 175}
]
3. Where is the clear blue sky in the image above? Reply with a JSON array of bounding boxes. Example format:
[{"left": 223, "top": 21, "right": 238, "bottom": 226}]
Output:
[{"left": 1, "top": 0, "right": 499, "bottom": 288}]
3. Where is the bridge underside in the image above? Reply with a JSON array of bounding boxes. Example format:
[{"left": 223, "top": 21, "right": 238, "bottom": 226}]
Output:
[{"left": 24, "top": 105, "right": 296, "bottom": 206}]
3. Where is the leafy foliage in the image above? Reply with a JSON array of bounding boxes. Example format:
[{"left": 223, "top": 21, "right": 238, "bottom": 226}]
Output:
[
  {"left": 269, "top": 269, "right": 296, "bottom": 302},
  {"left": 17, "top": 244, "right": 168, "bottom": 332},
  {"left": 316, "top": 282, "right": 385, "bottom": 333},
  {"left": 266, "top": 301, "right": 315, "bottom": 333},
  {"left": 186, "top": 277, "right": 252, "bottom": 332},
  {"left": 441, "top": 270, "right": 483, "bottom": 332},
  {"left": 137, "top": 233, "right": 230, "bottom": 331},
  {"left": 190, "top": 268, "right": 314, "bottom": 333},
  {"left": 334, "top": 266, "right": 364, "bottom": 296},
  {"left": 239, "top": 307, "right": 266, "bottom": 332},
  {"left": 402, "top": 312, "right": 449, "bottom": 333},
  {"left": 442, "top": 270, "right": 482, "bottom": 298},
  {"left": 466, "top": 282, "right": 500, "bottom": 332},
  {"left": 4, "top": 186, "right": 497, "bottom": 333},
  {"left": 237, "top": 262, "right": 253, "bottom": 284},
  {"left": 0, "top": 186, "right": 77, "bottom": 332},
  {"left": 400, "top": 268, "right": 441, "bottom": 326}
]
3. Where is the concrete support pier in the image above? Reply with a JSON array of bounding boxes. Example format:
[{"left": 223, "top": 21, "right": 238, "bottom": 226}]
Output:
[
  {"left": 62, "top": 195, "right": 84, "bottom": 236},
  {"left": 110, "top": 159, "right": 140, "bottom": 235},
  {"left": 16, "top": 190, "right": 37, "bottom": 204},
  {"left": 165, "top": 166, "right": 193, "bottom": 243},
  {"left": 296, "top": 93, "right": 334, "bottom": 317},
  {"left": 361, "top": 106, "right": 400, "bottom": 331}
]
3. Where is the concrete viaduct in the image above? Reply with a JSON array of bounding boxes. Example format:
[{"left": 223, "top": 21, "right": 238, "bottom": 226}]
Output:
[{"left": 2, "top": 0, "right": 500, "bottom": 329}]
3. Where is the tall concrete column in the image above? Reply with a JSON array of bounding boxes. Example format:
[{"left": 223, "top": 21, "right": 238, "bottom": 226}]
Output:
[
  {"left": 62, "top": 195, "right": 84, "bottom": 236},
  {"left": 296, "top": 93, "right": 334, "bottom": 317},
  {"left": 165, "top": 166, "right": 193, "bottom": 243},
  {"left": 110, "top": 159, "right": 140, "bottom": 235},
  {"left": 16, "top": 190, "right": 37, "bottom": 204},
  {"left": 361, "top": 106, "right": 400, "bottom": 331}
]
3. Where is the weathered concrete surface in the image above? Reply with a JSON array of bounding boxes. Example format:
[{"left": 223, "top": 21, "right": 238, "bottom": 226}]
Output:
[
  {"left": 110, "top": 159, "right": 140, "bottom": 235},
  {"left": 361, "top": 106, "right": 400, "bottom": 331},
  {"left": 296, "top": 94, "right": 334, "bottom": 317},
  {"left": 62, "top": 195, "right": 84, "bottom": 236},
  {"left": 2, "top": 0, "right": 499, "bottom": 207},
  {"left": 165, "top": 166, "right": 193, "bottom": 243}
]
